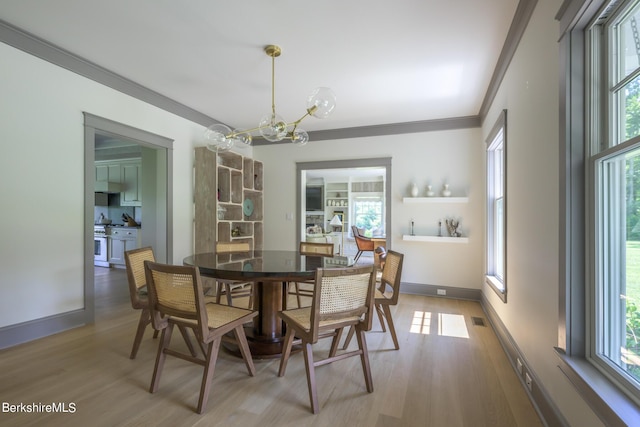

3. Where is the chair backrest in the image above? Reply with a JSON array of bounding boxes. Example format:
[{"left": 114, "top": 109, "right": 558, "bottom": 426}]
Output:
[
  {"left": 124, "top": 246, "right": 156, "bottom": 309},
  {"left": 378, "top": 250, "right": 404, "bottom": 304},
  {"left": 308, "top": 265, "right": 376, "bottom": 342},
  {"left": 351, "top": 225, "right": 361, "bottom": 238},
  {"left": 144, "top": 261, "right": 209, "bottom": 340},
  {"left": 216, "top": 241, "right": 250, "bottom": 253},
  {"left": 300, "top": 241, "right": 334, "bottom": 256}
]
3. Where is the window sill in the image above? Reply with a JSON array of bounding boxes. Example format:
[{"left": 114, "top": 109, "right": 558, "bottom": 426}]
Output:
[
  {"left": 485, "top": 275, "right": 506, "bottom": 302},
  {"left": 555, "top": 348, "right": 640, "bottom": 427}
]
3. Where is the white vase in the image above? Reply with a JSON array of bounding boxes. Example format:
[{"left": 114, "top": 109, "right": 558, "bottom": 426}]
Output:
[
  {"left": 441, "top": 184, "right": 451, "bottom": 197},
  {"left": 426, "top": 185, "right": 435, "bottom": 197},
  {"left": 411, "top": 183, "right": 419, "bottom": 197}
]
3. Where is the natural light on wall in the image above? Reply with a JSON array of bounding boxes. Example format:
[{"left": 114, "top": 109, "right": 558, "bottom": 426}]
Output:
[{"left": 410, "top": 311, "right": 469, "bottom": 339}]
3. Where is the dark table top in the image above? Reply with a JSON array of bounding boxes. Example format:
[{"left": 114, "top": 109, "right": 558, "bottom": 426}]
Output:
[{"left": 183, "top": 250, "right": 355, "bottom": 282}]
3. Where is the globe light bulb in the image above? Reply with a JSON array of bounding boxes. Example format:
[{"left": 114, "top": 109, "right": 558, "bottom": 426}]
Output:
[
  {"left": 259, "top": 113, "right": 288, "bottom": 142},
  {"left": 204, "top": 124, "right": 234, "bottom": 152},
  {"left": 291, "top": 129, "right": 309, "bottom": 146},
  {"left": 307, "top": 87, "right": 336, "bottom": 119},
  {"left": 231, "top": 129, "right": 252, "bottom": 146}
]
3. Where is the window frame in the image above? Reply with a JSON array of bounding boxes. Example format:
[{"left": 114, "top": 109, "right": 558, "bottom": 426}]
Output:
[
  {"left": 350, "top": 192, "right": 384, "bottom": 237},
  {"left": 485, "top": 110, "right": 507, "bottom": 302}
]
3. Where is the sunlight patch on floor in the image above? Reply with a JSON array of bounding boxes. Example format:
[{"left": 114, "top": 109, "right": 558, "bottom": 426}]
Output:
[{"left": 409, "top": 311, "right": 469, "bottom": 338}]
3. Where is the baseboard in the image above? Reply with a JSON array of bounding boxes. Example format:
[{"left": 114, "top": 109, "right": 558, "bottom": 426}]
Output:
[
  {"left": 481, "top": 294, "right": 568, "bottom": 427},
  {"left": 401, "top": 281, "right": 482, "bottom": 300},
  {"left": 0, "top": 309, "right": 88, "bottom": 350}
]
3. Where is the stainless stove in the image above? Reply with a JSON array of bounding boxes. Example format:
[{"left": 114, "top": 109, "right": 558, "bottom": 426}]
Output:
[{"left": 94, "top": 225, "right": 109, "bottom": 267}]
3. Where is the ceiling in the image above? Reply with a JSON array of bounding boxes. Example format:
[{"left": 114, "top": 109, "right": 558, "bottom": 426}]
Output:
[{"left": 0, "top": 0, "right": 519, "bottom": 137}]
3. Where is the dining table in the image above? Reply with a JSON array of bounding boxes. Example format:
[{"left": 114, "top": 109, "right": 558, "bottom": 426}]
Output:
[{"left": 183, "top": 249, "right": 355, "bottom": 359}]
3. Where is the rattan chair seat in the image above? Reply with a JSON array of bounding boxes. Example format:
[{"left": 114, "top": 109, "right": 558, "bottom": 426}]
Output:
[{"left": 280, "top": 307, "right": 362, "bottom": 332}]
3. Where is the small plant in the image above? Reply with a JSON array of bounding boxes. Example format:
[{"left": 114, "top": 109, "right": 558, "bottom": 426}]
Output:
[{"left": 626, "top": 299, "right": 640, "bottom": 378}]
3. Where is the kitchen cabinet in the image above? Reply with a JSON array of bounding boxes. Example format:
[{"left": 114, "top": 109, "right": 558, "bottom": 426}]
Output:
[
  {"left": 108, "top": 227, "right": 140, "bottom": 266},
  {"left": 95, "top": 159, "right": 142, "bottom": 206},
  {"left": 120, "top": 160, "right": 142, "bottom": 206}
]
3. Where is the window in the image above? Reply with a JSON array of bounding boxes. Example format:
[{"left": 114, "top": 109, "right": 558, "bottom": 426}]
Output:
[
  {"left": 486, "top": 110, "right": 507, "bottom": 301},
  {"left": 351, "top": 195, "right": 383, "bottom": 237},
  {"left": 588, "top": 0, "right": 640, "bottom": 402}
]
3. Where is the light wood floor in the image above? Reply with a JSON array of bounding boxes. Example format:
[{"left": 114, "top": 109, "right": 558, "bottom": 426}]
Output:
[{"left": 0, "top": 267, "right": 543, "bottom": 427}]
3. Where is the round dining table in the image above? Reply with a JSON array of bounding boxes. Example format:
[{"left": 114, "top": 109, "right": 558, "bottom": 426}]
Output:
[{"left": 183, "top": 250, "right": 354, "bottom": 359}]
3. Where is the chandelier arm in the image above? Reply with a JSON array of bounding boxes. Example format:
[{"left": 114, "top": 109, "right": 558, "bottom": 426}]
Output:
[{"left": 271, "top": 52, "right": 276, "bottom": 116}]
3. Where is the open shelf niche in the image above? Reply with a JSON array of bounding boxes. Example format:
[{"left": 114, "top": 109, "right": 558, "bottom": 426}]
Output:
[{"left": 194, "top": 148, "right": 263, "bottom": 253}]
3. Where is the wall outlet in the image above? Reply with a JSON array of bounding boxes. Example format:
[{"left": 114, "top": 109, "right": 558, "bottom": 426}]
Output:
[
  {"left": 516, "top": 358, "right": 524, "bottom": 376},
  {"left": 525, "top": 372, "right": 532, "bottom": 391},
  {"left": 437, "top": 289, "right": 446, "bottom": 296}
]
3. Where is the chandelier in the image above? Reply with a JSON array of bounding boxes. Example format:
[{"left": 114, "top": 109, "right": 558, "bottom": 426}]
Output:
[{"left": 204, "top": 45, "right": 336, "bottom": 152}]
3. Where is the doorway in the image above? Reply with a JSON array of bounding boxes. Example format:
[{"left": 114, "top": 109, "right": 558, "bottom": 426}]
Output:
[
  {"left": 296, "top": 157, "right": 392, "bottom": 255},
  {"left": 84, "top": 113, "right": 173, "bottom": 323}
]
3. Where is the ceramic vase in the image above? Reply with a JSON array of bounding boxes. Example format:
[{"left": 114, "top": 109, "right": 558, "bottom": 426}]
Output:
[
  {"left": 441, "top": 183, "right": 451, "bottom": 197},
  {"left": 411, "top": 183, "right": 419, "bottom": 197},
  {"left": 426, "top": 185, "right": 435, "bottom": 197}
]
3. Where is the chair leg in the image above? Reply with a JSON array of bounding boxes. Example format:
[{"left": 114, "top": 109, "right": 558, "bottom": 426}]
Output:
[
  {"left": 247, "top": 285, "right": 254, "bottom": 310},
  {"left": 225, "top": 283, "right": 233, "bottom": 306},
  {"left": 376, "top": 304, "right": 387, "bottom": 332},
  {"left": 130, "top": 309, "right": 151, "bottom": 359},
  {"left": 233, "top": 325, "right": 256, "bottom": 376},
  {"left": 278, "top": 327, "right": 295, "bottom": 377},
  {"left": 150, "top": 323, "right": 174, "bottom": 393},
  {"left": 382, "top": 304, "right": 399, "bottom": 350},
  {"left": 197, "top": 338, "right": 221, "bottom": 414},
  {"left": 354, "top": 250, "right": 362, "bottom": 263},
  {"left": 215, "top": 282, "right": 223, "bottom": 304},
  {"left": 302, "top": 341, "right": 320, "bottom": 414},
  {"left": 329, "top": 328, "right": 343, "bottom": 358},
  {"left": 177, "top": 325, "right": 198, "bottom": 357},
  {"left": 355, "top": 326, "right": 374, "bottom": 393},
  {"left": 342, "top": 326, "right": 355, "bottom": 350},
  {"left": 294, "top": 283, "right": 302, "bottom": 308}
]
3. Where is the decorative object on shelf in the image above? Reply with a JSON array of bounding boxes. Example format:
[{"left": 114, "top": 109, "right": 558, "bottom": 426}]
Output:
[
  {"left": 217, "top": 205, "right": 226, "bottom": 220},
  {"left": 410, "top": 183, "right": 419, "bottom": 197},
  {"left": 445, "top": 218, "right": 461, "bottom": 237},
  {"left": 204, "top": 44, "right": 336, "bottom": 152},
  {"left": 426, "top": 185, "right": 435, "bottom": 197},
  {"left": 441, "top": 183, "right": 451, "bottom": 197},
  {"left": 330, "top": 214, "right": 344, "bottom": 255},
  {"left": 242, "top": 198, "right": 254, "bottom": 216},
  {"left": 410, "top": 219, "right": 415, "bottom": 236},
  {"left": 231, "top": 226, "right": 241, "bottom": 237},
  {"left": 438, "top": 220, "right": 442, "bottom": 237}
]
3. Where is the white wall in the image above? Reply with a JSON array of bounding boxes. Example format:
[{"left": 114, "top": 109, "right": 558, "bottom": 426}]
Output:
[
  {"left": 0, "top": 42, "right": 210, "bottom": 328},
  {"left": 482, "top": 0, "right": 602, "bottom": 425},
  {"left": 254, "top": 128, "right": 484, "bottom": 290}
]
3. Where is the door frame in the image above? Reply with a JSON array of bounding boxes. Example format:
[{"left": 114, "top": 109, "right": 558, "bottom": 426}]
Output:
[
  {"left": 84, "top": 113, "right": 173, "bottom": 323},
  {"left": 296, "top": 157, "right": 392, "bottom": 249}
]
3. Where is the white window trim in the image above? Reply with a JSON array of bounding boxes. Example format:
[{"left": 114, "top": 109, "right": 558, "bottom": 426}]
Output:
[{"left": 485, "top": 110, "right": 507, "bottom": 302}]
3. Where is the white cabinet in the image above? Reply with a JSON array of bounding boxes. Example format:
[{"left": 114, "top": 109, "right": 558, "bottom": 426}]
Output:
[
  {"left": 95, "top": 159, "right": 142, "bottom": 206},
  {"left": 108, "top": 227, "right": 140, "bottom": 266},
  {"left": 120, "top": 160, "right": 142, "bottom": 206}
]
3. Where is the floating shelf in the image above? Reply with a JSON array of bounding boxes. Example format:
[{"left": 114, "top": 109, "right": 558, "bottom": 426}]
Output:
[
  {"left": 402, "top": 235, "right": 469, "bottom": 243},
  {"left": 402, "top": 197, "right": 468, "bottom": 203}
]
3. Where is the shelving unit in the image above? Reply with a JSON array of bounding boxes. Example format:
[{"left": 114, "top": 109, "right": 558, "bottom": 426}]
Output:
[
  {"left": 194, "top": 148, "right": 263, "bottom": 252},
  {"left": 403, "top": 194, "right": 469, "bottom": 243},
  {"left": 402, "top": 235, "right": 469, "bottom": 243},
  {"left": 402, "top": 197, "right": 468, "bottom": 204}
]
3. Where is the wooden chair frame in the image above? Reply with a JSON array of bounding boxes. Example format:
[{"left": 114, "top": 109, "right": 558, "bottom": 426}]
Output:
[
  {"left": 124, "top": 247, "right": 196, "bottom": 359},
  {"left": 351, "top": 225, "right": 375, "bottom": 263},
  {"left": 144, "top": 261, "right": 258, "bottom": 413},
  {"left": 343, "top": 249, "right": 404, "bottom": 350},
  {"left": 288, "top": 241, "right": 335, "bottom": 308},
  {"left": 215, "top": 242, "right": 253, "bottom": 308},
  {"left": 278, "top": 265, "right": 376, "bottom": 413}
]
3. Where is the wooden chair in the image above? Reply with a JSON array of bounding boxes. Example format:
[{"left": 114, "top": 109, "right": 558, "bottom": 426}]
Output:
[
  {"left": 124, "top": 247, "right": 197, "bottom": 359},
  {"left": 342, "top": 249, "right": 404, "bottom": 350},
  {"left": 351, "top": 225, "right": 375, "bottom": 263},
  {"left": 215, "top": 242, "right": 253, "bottom": 308},
  {"left": 144, "top": 261, "right": 258, "bottom": 414},
  {"left": 277, "top": 265, "right": 376, "bottom": 414},
  {"left": 287, "top": 241, "right": 334, "bottom": 308}
]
